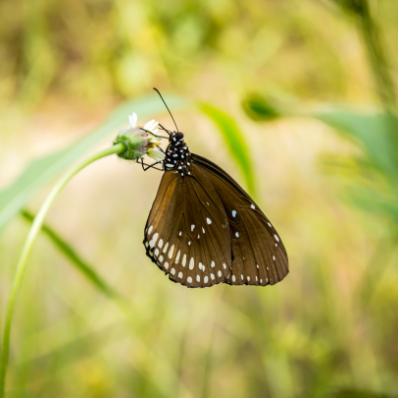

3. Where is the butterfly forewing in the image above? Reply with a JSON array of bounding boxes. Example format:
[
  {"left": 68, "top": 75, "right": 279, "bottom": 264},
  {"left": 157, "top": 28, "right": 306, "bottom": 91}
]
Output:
[
  {"left": 142, "top": 116, "right": 288, "bottom": 289},
  {"left": 144, "top": 169, "right": 232, "bottom": 288},
  {"left": 191, "top": 154, "right": 289, "bottom": 286}
]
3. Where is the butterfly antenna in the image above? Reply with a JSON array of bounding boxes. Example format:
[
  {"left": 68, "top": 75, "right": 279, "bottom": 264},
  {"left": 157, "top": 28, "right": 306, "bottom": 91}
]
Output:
[{"left": 153, "top": 88, "right": 179, "bottom": 132}]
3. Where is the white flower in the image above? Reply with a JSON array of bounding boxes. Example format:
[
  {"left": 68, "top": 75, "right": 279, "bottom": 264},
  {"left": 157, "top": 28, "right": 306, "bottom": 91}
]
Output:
[
  {"left": 127, "top": 113, "right": 159, "bottom": 135},
  {"left": 122, "top": 112, "right": 165, "bottom": 161},
  {"left": 128, "top": 112, "right": 138, "bottom": 129},
  {"left": 147, "top": 147, "right": 165, "bottom": 161},
  {"left": 144, "top": 119, "right": 159, "bottom": 133}
]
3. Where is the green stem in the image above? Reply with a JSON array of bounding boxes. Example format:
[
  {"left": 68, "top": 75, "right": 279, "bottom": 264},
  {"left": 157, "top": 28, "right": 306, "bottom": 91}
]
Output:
[
  {"left": 0, "top": 143, "right": 125, "bottom": 397},
  {"left": 357, "top": 0, "right": 396, "bottom": 111}
]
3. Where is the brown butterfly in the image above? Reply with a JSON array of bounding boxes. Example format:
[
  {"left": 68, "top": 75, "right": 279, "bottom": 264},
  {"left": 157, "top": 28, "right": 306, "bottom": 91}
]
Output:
[{"left": 142, "top": 89, "right": 288, "bottom": 288}]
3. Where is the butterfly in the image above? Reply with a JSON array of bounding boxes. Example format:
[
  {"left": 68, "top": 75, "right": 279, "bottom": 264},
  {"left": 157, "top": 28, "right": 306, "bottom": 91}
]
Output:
[{"left": 142, "top": 89, "right": 289, "bottom": 288}]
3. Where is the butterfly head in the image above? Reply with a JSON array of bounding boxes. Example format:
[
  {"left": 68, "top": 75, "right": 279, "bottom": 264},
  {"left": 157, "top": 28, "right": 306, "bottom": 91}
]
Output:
[{"left": 170, "top": 131, "right": 184, "bottom": 142}]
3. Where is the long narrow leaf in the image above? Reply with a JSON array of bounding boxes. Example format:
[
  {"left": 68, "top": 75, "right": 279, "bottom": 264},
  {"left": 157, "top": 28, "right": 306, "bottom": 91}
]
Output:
[
  {"left": 312, "top": 107, "right": 398, "bottom": 174},
  {"left": 21, "top": 210, "right": 120, "bottom": 299},
  {"left": 0, "top": 95, "right": 187, "bottom": 231},
  {"left": 199, "top": 103, "right": 255, "bottom": 195}
]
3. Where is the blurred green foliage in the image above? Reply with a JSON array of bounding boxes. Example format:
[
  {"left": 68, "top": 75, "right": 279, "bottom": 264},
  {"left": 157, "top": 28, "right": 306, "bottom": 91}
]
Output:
[
  {"left": 0, "top": 94, "right": 187, "bottom": 231},
  {"left": 1, "top": 0, "right": 398, "bottom": 397}
]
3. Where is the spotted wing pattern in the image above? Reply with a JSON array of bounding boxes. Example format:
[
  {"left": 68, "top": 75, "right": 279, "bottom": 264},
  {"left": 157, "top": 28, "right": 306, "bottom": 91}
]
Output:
[
  {"left": 191, "top": 154, "right": 289, "bottom": 286},
  {"left": 143, "top": 169, "right": 232, "bottom": 288}
]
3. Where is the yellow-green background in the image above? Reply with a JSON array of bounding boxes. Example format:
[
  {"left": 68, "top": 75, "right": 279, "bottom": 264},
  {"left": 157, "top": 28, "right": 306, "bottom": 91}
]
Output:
[{"left": 1, "top": 1, "right": 398, "bottom": 397}]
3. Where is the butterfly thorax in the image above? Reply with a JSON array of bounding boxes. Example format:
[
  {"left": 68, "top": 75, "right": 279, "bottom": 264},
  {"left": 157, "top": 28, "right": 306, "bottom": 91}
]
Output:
[{"left": 164, "top": 132, "right": 192, "bottom": 177}]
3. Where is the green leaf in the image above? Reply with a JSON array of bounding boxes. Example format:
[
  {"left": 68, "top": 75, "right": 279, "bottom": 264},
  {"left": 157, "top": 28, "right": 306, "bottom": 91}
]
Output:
[
  {"left": 21, "top": 210, "right": 121, "bottom": 298},
  {"left": 0, "top": 94, "right": 187, "bottom": 231},
  {"left": 242, "top": 96, "right": 398, "bottom": 175},
  {"left": 311, "top": 107, "right": 398, "bottom": 174},
  {"left": 199, "top": 102, "right": 255, "bottom": 195},
  {"left": 242, "top": 93, "right": 282, "bottom": 122}
]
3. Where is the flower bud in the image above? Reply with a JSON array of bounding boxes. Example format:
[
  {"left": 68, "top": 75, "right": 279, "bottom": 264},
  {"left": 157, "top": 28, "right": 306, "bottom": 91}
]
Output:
[{"left": 113, "top": 113, "right": 165, "bottom": 162}]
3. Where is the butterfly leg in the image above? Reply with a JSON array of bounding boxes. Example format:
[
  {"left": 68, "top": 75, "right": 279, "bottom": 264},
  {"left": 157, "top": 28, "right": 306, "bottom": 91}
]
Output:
[
  {"left": 137, "top": 158, "right": 164, "bottom": 171},
  {"left": 158, "top": 124, "right": 173, "bottom": 135},
  {"left": 140, "top": 128, "right": 169, "bottom": 140}
]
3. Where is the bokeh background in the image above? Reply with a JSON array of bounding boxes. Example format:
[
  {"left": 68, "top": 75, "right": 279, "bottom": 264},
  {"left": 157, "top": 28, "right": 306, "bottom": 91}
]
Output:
[{"left": 1, "top": 1, "right": 398, "bottom": 397}]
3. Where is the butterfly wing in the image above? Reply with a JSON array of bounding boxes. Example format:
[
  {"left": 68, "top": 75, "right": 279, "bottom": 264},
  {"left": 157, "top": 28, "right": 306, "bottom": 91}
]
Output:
[
  {"left": 191, "top": 153, "right": 289, "bottom": 286},
  {"left": 143, "top": 169, "right": 232, "bottom": 288}
]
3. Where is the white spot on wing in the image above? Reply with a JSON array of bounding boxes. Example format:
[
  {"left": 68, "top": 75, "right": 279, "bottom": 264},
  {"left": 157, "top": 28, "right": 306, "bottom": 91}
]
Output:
[
  {"left": 175, "top": 250, "right": 181, "bottom": 264},
  {"left": 232, "top": 275, "right": 236, "bottom": 282},
  {"left": 168, "top": 244, "right": 175, "bottom": 259},
  {"left": 206, "top": 218, "right": 212, "bottom": 224},
  {"left": 187, "top": 276, "right": 192, "bottom": 283},
  {"left": 196, "top": 275, "right": 200, "bottom": 282},
  {"left": 223, "top": 263, "right": 227, "bottom": 269},
  {"left": 149, "top": 233, "right": 159, "bottom": 248},
  {"left": 170, "top": 268, "right": 176, "bottom": 275},
  {"left": 155, "top": 248, "right": 159, "bottom": 256},
  {"left": 251, "top": 204, "right": 255, "bottom": 209},
  {"left": 182, "top": 254, "right": 187, "bottom": 267},
  {"left": 247, "top": 276, "right": 250, "bottom": 281},
  {"left": 188, "top": 241, "right": 191, "bottom": 246},
  {"left": 189, "top": 257, "right": 194, "bottom": 270},
  {"left": 179, "top": 231, "right": 182, "bottom": 236},
  {"left": 232, "top": 210, "right": 237, "bottom": 217},
  {"left": 204, "top": 276, "right": 209, "bottom": 283},
  {"left": 178, "top": 272, "right": 183, "bottom": 279},
  {"left": 218, "top": 270, "right": 222, "bottom": 277},
  {"left": 158, "top": 239, "right": 163, "bottom": 249},
  {"left": 163, "top": 242, "right": 169, "bottom": 253},
  {"left": 211, "top": 273, "right": 215, "bottom": 280},
  {"left": 211, "top": 261, "right": 215, "bottom": 268},
  {"left": 191, "top": 225, "right": 195, "bottom": 231},
  {"left": 273, "top": 255, "right": 276, "bottom": 261},
  {"left": 202, "top": 227, "right": 205, "bottom": 233},
  {"left": 241, "top": 274, "right": 244, "bottom": 280},
  {"left": 235, "top": 232, "right": 239, "bottom": 238},
  {"left": 274, "top": 234, "right": 280, "bottom": 242},
  {"left": 164, "top": 262, "right": 169, "bottom": 270},
  {"left": 268, "top": 222, "right": 272, "bottom": 227},
  {"left": 159, "top": 255, "right": 164, "bottom": 262},
  {"left": 148, "top": 226, "right": 153, "bottom": 234}
]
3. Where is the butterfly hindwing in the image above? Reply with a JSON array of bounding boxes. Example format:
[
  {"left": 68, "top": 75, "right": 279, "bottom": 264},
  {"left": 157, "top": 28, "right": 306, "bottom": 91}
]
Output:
[
  {"left": 191, "top": 154, "right": 289, "bottom": 286},
  {"left": 144, "top": 169, "right": 232, "bottom": 288}
]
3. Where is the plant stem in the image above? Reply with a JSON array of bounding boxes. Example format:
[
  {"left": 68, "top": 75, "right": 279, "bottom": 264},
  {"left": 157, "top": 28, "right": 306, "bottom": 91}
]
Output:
[
  {"left": 358, "top": 0, "right": 396, "bottom": 111},
  {"left": 0, "top": 143, "right": 125, "bottom": 397}
]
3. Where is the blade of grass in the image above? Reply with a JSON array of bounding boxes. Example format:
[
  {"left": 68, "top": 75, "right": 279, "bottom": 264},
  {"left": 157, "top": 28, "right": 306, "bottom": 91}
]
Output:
[
  {"left": 20, "top": 210, "right": 120, "bottom": 299},
  {"left": 199, "top": 102, "right": 255, "bottom": 196},
  {"left": 0, "top": 94, "right": 187, "bottom": 231},
  {"left": 0, "top": 143, "right": 125, "bottom": 397}
]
